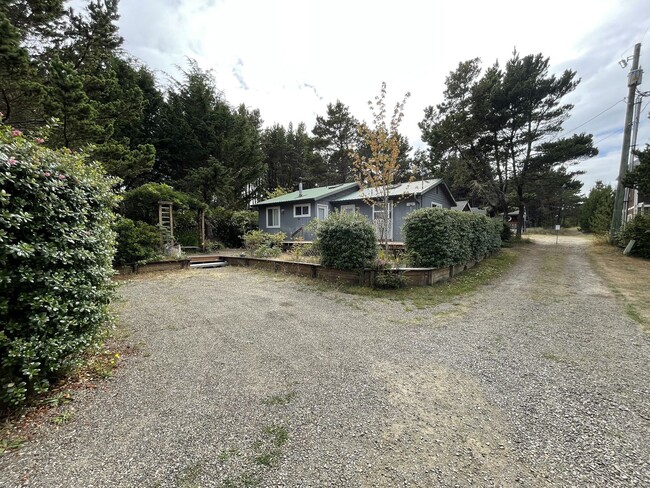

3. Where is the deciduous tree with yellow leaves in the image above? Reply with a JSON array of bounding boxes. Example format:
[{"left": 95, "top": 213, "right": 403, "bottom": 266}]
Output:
[{"left": 352, "top": 82, "right": 410, "bottom": 251}]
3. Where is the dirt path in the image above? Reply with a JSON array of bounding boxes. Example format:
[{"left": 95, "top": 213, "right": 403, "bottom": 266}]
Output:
[{"left": 1, "top": 236, "right": 648, "bottom": 487}]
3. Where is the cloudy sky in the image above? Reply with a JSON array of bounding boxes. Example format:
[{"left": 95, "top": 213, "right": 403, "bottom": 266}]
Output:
[{"left": 76, "top": 0, "right": 650, "bottom": 193}]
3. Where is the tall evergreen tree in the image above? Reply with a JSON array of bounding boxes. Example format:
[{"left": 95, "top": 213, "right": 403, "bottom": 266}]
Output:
[
  {"left": 155, "top": 62, "right": 265, "bottom": 207},
  {"left": 312, "top": 100, "right": 359, "bottom": 184},
  {"left": 421, "top": 52, "right": 597, "bottom": 236}
]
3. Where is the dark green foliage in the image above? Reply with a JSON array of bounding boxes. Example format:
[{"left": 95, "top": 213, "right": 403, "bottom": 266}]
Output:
[
  {"left": 403, "top": 208, "right": 501, "bottom": 268},
  {"left": 579, "top": 181, "right": 614, "bottom": 233},
  {"left": 618, "top": 214, "right": 650, "bottom": 258},
  {"left": 316, "top": 211, "right": 377, "bottom": 270},
  {"left": 312, "top": 100, "right": 359, "bottom": 184},
  {"left": 206, "top": 207, "right": 257, "bottom": 248},
  {"left": 0, "top": 126, "right": 117, "bottom": 407},
  {"left": 121, "top": 182, "right": 195, "bottom": 225},
  {"left": 262, "top": 122, "right": 325, "bottom": 191},
  {"left": 114, "top": 217, "right": 160, "bottom": 266},
  {"left": 623, "top": 145, "right": 650, "bottom": 195},
  {"left": 501, "top": 221, "right": 512, "bottom": 242},
  {"left": 154, "top": 62, "right": 265, "bottom": 207},
  {"left": 420, "top": 52, "right": 595, "bottom": 236}
]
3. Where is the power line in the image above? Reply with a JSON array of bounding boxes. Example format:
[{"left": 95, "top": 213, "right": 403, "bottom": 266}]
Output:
[{"left": 554, "top": 98, "right": 626, "bottom": 140}]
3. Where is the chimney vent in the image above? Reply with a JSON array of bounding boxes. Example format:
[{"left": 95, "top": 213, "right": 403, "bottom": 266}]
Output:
[{"left": 298, "top": 178, "right": 303, "bottom": 197}]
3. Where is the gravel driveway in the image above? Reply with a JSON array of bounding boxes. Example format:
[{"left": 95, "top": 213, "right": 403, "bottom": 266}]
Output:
[{"left": 1, "top": 236, "right": 649, "bottom": 487}]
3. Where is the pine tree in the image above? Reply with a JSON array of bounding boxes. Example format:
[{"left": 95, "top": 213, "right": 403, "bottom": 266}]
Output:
[{"left": 312, "top": 100, "right": 359, "bottom": 184}]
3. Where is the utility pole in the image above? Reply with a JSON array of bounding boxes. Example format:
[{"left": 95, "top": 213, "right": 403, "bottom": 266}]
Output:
[{"left": 611, "top": 43, "right": 642, "bottom": 239}]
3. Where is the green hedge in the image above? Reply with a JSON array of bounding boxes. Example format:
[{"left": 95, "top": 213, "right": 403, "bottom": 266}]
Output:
[
  {"left": 317, "top": 211, "right": 377, "bottom": 270},
  {"left": 207, "top": 207, "right": 258, "bottom": 248},
  {"left": 618, "top": 213, "right": 650, "bottom": 258},
  {"left": 0, "top": 126, "right": 117, "bottom": 407},
  {"left": 403, "top": 208, "right": 502, "bottom": 268}
]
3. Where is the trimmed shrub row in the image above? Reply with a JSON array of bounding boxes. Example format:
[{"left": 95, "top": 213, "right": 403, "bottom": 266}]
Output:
[{"left": 403, "top": 208, "right": 502, "bottom": 268}]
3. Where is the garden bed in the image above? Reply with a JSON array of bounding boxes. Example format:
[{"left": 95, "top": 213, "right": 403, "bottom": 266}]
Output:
[{"left": 218, "top": 253, "right": 494, "bottom": 287}]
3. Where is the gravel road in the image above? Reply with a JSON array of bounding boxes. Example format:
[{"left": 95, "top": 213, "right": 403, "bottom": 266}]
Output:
[{"left": 1, "top": 236, "right": 649, "bottom": 487}]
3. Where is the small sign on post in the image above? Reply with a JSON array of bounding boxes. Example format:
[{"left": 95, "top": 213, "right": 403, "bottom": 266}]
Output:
[{"left": 555, "top": 224, "right": 560, "bottom": 245}]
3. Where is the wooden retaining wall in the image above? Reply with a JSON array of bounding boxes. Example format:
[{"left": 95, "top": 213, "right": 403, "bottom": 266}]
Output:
[
  {"left": 220, "top": 252, "right": 497, "bottom": 287},
  {"left": 117, "top": 259, "right": 190, "bottom": 275}
]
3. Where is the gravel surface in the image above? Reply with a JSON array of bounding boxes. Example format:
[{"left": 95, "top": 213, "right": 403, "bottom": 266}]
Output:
[{"left": 1, "top": 236, "right": 649, "bottom": 487}]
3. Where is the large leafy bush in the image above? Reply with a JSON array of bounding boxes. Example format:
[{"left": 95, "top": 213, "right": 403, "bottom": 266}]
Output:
[
  {"left": 317, "top": 211, "right": 377, "bottom": 270},
  {"left": 403, "top": 208, "right": 501, "bottom": 268},
  {"left": 207, "top": 207, "right": 258, "bottom": 248},
  {"left": 0, "top": 127, "right": 118, "bottom": 407},
  {"left": 114, "top": 217, "right": 160, "bottom": 265},
  {"left": 243, "top": 229, "right": 285, "bottom": 257},
  {"left": 618, "top": 214, "right": 650, "bottom": 258}
]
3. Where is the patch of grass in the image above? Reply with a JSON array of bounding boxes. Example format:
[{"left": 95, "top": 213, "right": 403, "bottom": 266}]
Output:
[
  {"left": 217, "top": 447, "right": 240, "bottom": 462},
  {"left": 223, "top": 473, "right": 261, "bottom": 488},
  {"left": 587, "top": 241, "right": 650, "bottom": 332},
  {"left": 262, "top": 391, "right": 296, "bottom": 406},
  {"left": 254, "top": 452, "right": 277, "bottom": 467},
  {"left": 342, "top": 249, "right": 518, "bottom": 309},
  {"left": 625, "top": 304, "right": 644, "bottom": 324},
  {"left": 177, "top": 462, "right": 203, "bottom": 488},
  {"left": 263, "top": 425, "right": 289, "bottom": 447},
  {"left": 541, "top": 352, "right": 562, "bottom": 363}
]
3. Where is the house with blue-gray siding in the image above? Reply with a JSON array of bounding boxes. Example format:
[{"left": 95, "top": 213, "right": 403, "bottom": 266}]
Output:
[
  {"left": 253, "top": 182, "right": 358, "bottom": 240},
  {"left": 254, "top": 178, "right": 456, "bottom": 242}
]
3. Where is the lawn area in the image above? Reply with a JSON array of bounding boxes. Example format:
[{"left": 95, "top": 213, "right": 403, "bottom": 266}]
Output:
[
  {"left": 341, "top": 248, "right": 519, "bottom": 309},
  {"left": 587, "top": 239, "right": 650, "bottom": 331}
]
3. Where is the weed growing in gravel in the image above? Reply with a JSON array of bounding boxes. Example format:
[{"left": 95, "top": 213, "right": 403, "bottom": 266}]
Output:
[
  {"left": 262, "top": 391, "right": 296, "bottom": 406},
  {"left": 51, "top": 410, "right": 74, "bottom": 425},
  {"left": 254, "top": 452, "right": 276, "bottom": 467},
  {"left": 0, "top": 435, "right": 25, "bottom": 455},
  {"left": 39, "top": 391, "right": 73, "bottom": 408}
]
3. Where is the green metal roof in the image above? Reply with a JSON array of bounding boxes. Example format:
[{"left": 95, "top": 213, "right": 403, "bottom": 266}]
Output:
[
  {"left": 255, "top": 182, "right": 358, "bottom": 206},
  {"left": 334, "top": 179, "right": 453, "bottom": 202}
]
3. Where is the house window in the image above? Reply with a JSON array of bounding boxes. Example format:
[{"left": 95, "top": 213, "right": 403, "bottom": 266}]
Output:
[
  {"left": 293, "top": 204, "right": 311, "bottom": 218},
  {"left": 341, "top": 204, "right": 356, "bottom": 214},
  {"left": 266, "top": 207, "right": 280, "bottom": 228},
  {"left": 317, "top": 204, "right": 329, "bottom": 220},
  {"left": 431, "top": 202, "right": 442, "bottom": 208}
]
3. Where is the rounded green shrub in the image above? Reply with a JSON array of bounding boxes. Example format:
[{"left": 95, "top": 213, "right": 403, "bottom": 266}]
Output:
[
  {"left": 618, "top": 214, "right": 650, "bottom": 258},
  {"left": 316, "top": 211, "right": 377, "bottom": 270},
  {"left": 0, "top": 126, "right": 118, "bottom": 407},
  {"left": 243, "top": 229, "right": 285, "bottom": 258},
  {"left": 114, "top": 217, "right": 161, "bottom": 266}
]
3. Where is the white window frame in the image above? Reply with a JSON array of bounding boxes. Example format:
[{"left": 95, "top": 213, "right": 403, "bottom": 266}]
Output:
[
  {"left": 341, "top": 204, "right": 356, "bottom": 214},
  {"left": 266, "top": 206, "right": 281, "bottom": 228},
  {"left": 293, "top": 203, "right": 311, "bottom": 218},
  {"left": 431, "top": 202, "right": 442, "bottom": 208},
  {"left": 317, "top": 204, "right": 329, "bottom": 220}
]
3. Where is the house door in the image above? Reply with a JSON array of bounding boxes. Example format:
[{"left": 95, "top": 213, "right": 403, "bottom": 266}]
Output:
[
  {"left": 317, "top": 204, "right": 329, "bottom": 220},
  {"left": 372, "top": 201, "right": 393, "bottom": 241}
]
